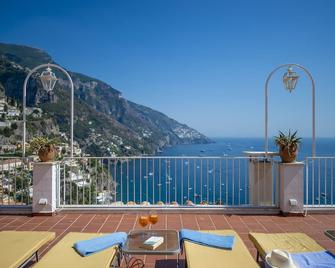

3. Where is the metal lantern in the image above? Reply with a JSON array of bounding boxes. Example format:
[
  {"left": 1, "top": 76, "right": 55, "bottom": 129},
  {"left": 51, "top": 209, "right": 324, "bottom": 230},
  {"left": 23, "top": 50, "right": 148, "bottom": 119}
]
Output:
[
  {"left": 282, "top": 67, "right": 299, "bottom": 92},
  {"left": 40, "top": 67, "right": 57, "bottom": 92}
]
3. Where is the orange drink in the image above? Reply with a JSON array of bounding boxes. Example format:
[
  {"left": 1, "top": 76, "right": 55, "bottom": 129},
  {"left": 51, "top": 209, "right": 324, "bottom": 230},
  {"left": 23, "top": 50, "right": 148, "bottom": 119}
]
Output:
[
  {"left": 149, "top": 214, "right": 158, "bottom": 224},
  {"left": 139, "top": 216, "right": 149, "bottom": 227}
]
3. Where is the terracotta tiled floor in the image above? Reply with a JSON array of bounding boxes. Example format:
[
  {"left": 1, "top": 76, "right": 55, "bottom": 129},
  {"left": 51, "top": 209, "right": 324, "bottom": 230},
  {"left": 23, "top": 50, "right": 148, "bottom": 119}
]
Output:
[{"left": 1, "top": 213, "right": 335, "bottom": 267}]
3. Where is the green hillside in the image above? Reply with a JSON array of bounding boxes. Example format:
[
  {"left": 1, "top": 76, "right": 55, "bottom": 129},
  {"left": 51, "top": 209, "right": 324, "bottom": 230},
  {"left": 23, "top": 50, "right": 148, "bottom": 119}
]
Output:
[{"left": 0, "top": 42, "right": 211, "bottom": 156}]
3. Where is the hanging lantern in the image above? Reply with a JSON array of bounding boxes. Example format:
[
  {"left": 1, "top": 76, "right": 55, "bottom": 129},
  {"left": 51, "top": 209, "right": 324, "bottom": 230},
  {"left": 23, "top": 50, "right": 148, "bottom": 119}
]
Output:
[
  {"left": 283, "top": 67, "right": 299, "bottom": 93},
  {"left": 40, "top": 67, "right": 57, "bottom": 92}
]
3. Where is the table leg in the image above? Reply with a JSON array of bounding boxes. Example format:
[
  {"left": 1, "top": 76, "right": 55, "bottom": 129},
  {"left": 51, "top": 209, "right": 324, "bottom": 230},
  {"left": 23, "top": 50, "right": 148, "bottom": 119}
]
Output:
[{"left": 177, "top": 253, "right": 180, "bottom": 268}]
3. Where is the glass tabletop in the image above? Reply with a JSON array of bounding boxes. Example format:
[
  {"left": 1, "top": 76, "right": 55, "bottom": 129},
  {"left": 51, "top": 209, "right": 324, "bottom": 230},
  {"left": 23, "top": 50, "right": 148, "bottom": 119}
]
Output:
[
  {"left": 122, "top": 229, "right": 180, "bottom": 255},
  {"left": 325, "top": 230, "right": 335, "bottom": 241}
]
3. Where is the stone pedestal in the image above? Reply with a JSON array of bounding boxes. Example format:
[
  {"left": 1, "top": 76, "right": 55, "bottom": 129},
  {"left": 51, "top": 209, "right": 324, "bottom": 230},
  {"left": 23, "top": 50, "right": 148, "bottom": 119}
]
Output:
[
  {"left": 32, "top": 162, "right": 59, "bottom": 215},
  {"left": 249, "top": 159, "right": 273, "bottom": 206},
  {"left": 244, "top": 151, "right": 278, "bottom": 206},
  {"left": 279, "top": 162, "right": 304, "bottom": 215}
]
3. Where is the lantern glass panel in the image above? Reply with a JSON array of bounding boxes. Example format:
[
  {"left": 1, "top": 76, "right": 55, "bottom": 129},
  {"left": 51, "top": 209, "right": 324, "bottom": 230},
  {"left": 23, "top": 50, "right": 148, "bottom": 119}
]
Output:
[
  {"left": 283, "top": 68, "right": 299, "bottom": 92},
  {"left": 40, "top": 67, "right": 57, "bottom": 92}
]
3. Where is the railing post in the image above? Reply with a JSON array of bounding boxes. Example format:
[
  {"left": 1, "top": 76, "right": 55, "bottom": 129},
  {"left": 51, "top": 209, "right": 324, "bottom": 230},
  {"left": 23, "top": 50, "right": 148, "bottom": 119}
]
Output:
[
  {"left": 32, "top": 162, "right": 60, "bottom": 215},
  {"left": 279, "top": 162, "right": 305, "bottom": 215}
]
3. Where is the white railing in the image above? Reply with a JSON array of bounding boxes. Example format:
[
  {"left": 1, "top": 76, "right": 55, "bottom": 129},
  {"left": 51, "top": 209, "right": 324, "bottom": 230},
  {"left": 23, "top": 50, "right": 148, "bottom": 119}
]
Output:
[
  {"left": 305, "top": 157, "right": 335, "bottom": 208},
  {"left": 0, "top": 157, "right": 32, "bottom": 206},
  {"left": 1, "top": 155, "right": 333, "bottom": 211},
  {"left": 58, "top": 156, "right": 279, "bottom": 208}
]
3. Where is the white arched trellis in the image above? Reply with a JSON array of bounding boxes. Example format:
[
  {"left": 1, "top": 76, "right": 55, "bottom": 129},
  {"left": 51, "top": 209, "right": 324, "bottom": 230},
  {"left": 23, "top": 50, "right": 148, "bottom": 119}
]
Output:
[
  {"left": 22, "top": 63, "right": 74, "bottom": 157},
  {"left": 265, "top": 63, "right": 316, "bottom": 157}
]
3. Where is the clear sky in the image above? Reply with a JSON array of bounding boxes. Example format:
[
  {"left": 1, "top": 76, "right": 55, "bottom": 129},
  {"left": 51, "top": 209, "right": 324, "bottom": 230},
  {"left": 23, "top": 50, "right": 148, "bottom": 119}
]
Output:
[{"left": 1, "top": 0, "right": 335, "bottom": 137}]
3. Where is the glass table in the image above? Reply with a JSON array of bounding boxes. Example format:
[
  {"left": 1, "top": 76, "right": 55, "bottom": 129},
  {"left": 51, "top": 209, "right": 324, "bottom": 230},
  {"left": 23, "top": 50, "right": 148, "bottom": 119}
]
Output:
[{"left": 122, "top": 229, "right": 180, "bottom": 268}]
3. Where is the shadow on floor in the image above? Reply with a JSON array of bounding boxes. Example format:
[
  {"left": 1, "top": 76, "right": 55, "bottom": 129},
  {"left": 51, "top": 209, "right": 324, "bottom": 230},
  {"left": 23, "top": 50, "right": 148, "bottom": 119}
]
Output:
[{"left": 153, "top": 259, "right": 186, "bottom": 268}]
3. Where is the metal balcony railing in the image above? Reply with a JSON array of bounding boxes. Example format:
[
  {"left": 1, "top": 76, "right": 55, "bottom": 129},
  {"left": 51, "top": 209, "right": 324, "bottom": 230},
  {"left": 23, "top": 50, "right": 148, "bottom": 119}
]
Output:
[
  {"left": 305, "top": 157, "right": 335, "bottom": 208},
  {"left": 1, "top": 155, "right": 334, "bottom": 210},
  {"left": 58, "top": 156, "right": 279, "bottom": 208},
  {"left": 0, "top": 157, "right": 32, "bottom": 206}
]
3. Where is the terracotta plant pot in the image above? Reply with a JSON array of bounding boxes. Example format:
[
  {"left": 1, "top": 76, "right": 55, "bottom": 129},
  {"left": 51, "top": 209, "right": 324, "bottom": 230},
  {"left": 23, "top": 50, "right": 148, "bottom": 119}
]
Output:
[
  {"left": 38, "top": 145, "right": 57, "bottom": 162},
  {"left": 279, "top": 145, "right": 298, "bottom": 163}
]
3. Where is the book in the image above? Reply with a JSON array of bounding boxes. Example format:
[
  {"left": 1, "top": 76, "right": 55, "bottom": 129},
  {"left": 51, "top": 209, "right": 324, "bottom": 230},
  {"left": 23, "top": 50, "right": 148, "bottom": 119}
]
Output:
[{"left": 141, "top": 236, "right": 164, "bottom": 250}]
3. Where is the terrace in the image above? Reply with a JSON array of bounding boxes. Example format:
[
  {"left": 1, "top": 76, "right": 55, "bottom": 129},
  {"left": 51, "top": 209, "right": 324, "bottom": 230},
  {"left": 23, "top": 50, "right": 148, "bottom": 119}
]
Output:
[
  {"left": 1, "top": 213, "right": 334, "bottom": 267},
  {"left": 0, "top": 154, "right": 334, "bottom": 267}
]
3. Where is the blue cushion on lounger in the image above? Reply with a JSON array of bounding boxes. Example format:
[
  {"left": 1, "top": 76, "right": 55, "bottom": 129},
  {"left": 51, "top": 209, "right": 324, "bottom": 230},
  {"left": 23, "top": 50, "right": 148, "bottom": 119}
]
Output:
[
  {"left": 291, "top": 250, "right": 335, "bottom": 268},
  {"left": 74, "top": 232, "right": 127, "bottom": 257},
  {"left": 179, "top": 229, "right": 235, "bottom": 250}
]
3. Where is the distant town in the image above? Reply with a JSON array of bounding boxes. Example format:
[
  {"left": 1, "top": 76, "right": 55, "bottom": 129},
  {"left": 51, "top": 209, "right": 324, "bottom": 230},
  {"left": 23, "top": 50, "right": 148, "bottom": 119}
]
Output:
[{"left": 0, "top": 91, "right": 83, "bottom": 157}]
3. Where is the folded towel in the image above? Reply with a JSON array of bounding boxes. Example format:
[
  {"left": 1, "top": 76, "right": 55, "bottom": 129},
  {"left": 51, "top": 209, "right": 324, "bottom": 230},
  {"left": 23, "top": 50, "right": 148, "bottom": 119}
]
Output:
[
  {"left": 291, "top": 250, "right": 335, "bottom": 268},
  {"left": 74, "top": 232, "right": 127, "bottom": 257},
  {"left": 179, "top": 229, "right": 235, "bottom": 251}
]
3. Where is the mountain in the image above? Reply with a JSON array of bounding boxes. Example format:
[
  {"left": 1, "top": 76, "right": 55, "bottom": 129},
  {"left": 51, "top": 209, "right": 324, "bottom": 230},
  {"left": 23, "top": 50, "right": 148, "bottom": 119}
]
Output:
[{"left": 0, "top": 43, "right": 211, "bottom": 156}]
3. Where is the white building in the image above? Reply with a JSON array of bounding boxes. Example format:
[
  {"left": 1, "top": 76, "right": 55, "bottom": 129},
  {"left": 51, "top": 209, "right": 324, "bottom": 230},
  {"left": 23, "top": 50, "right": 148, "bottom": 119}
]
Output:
[
  {"left": 68, "top": 171, "right": 90, "bottom": 187},
  {"left": 0, "top": 121, "right": 11, "bottom": 127},
  {"left": 7, "top": 108, "right": 20, "bottom": 117},
  {"left": 0, "top": 158, "right": 23, "bottom": 172}
]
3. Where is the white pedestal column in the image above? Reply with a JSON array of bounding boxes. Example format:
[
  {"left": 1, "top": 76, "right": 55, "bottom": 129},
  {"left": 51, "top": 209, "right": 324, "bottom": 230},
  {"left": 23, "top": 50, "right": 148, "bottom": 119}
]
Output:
[
  {"left": 249, "top": 159, "right": 273, "bottom": 206},
  {"left": 32, "top": 162, "right": 59, "bottom": 215},
  {"left": 279, "top": 162, "right": 304, "bottom": 215},
  {"left": 244, "top": 151, "right": 278, "bottom": 206}
]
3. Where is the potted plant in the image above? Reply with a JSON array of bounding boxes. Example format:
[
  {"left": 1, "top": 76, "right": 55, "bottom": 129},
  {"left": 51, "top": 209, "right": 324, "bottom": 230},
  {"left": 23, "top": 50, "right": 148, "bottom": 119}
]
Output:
[
  {"left": 29, "top": 136, "right": 59, "bottom": 162},
  {"left": 274, "top": 130, "right": 301, "bottom": 163}
]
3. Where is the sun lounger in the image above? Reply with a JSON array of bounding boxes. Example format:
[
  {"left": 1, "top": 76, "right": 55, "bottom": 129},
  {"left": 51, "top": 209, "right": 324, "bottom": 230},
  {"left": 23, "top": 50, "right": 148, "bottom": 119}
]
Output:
[
  {"left": 0, "top": 231, "right": 55, "bottom": 268},
  {"left": 249, "top": 232, "right": 325, "bottom": 261},
  {"left": 33, "top": 232, "right": 121, "bottom": 268},
  {"left": 183, "top": 230, "right": 259, "bottom": 268}
]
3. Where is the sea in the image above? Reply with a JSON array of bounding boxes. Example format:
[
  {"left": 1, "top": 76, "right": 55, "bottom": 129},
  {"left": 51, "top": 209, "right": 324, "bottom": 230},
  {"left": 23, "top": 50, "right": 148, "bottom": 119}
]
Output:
[
  {"left": 161, "top": 137, "right": 335, "bottom": 160},
  {"left": 114, "top": 138, "right": 335, "bottom": 206}
]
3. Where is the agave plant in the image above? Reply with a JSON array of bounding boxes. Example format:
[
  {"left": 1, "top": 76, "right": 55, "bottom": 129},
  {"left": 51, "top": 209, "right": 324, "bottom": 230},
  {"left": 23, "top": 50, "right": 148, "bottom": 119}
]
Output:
[
  {"left": 274, "top": 130, "right": 302, "bottom": 162},
  {"left": 29, "top": 136, "right": 58, "bottom": 154},
  {"left": 28, "top": 136, "right": 59, "bottom": 161}
]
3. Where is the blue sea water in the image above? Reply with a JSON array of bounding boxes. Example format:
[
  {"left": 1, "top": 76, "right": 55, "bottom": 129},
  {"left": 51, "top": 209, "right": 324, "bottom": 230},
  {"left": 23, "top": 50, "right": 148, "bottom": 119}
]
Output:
[
  {"left": 114, "top": 138, "right": 335, "bottom": 206},
  {"left": 161, "top": 137, "right": 335, "bottom": 159}
]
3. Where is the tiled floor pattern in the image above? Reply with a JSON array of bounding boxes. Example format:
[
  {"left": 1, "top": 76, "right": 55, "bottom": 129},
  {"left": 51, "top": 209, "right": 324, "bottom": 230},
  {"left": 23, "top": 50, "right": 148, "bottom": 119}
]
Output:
[{"left": 0, "top": 213, "right": 334, "bottom": 267}]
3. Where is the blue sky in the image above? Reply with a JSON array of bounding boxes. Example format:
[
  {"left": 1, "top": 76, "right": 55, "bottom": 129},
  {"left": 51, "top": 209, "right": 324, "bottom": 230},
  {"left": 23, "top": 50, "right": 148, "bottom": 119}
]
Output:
[{"left": 1, "top": 0, "right": 335, "bottom": 137}]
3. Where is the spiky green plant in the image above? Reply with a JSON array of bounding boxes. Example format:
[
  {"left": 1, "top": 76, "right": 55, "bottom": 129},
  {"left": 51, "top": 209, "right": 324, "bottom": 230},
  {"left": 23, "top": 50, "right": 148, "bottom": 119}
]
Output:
[
  {"left": 28, "top": 136, "right": 59, "bottom": 154},
  {"left": 274, "top": 130, "right": 301, "bottom": 156}
]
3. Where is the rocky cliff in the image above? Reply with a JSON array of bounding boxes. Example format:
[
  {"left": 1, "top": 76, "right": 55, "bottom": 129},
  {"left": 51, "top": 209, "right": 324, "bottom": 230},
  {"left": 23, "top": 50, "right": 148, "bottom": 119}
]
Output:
[{"left": 0, "top": 43, "right": 211, "bottom": 156}]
